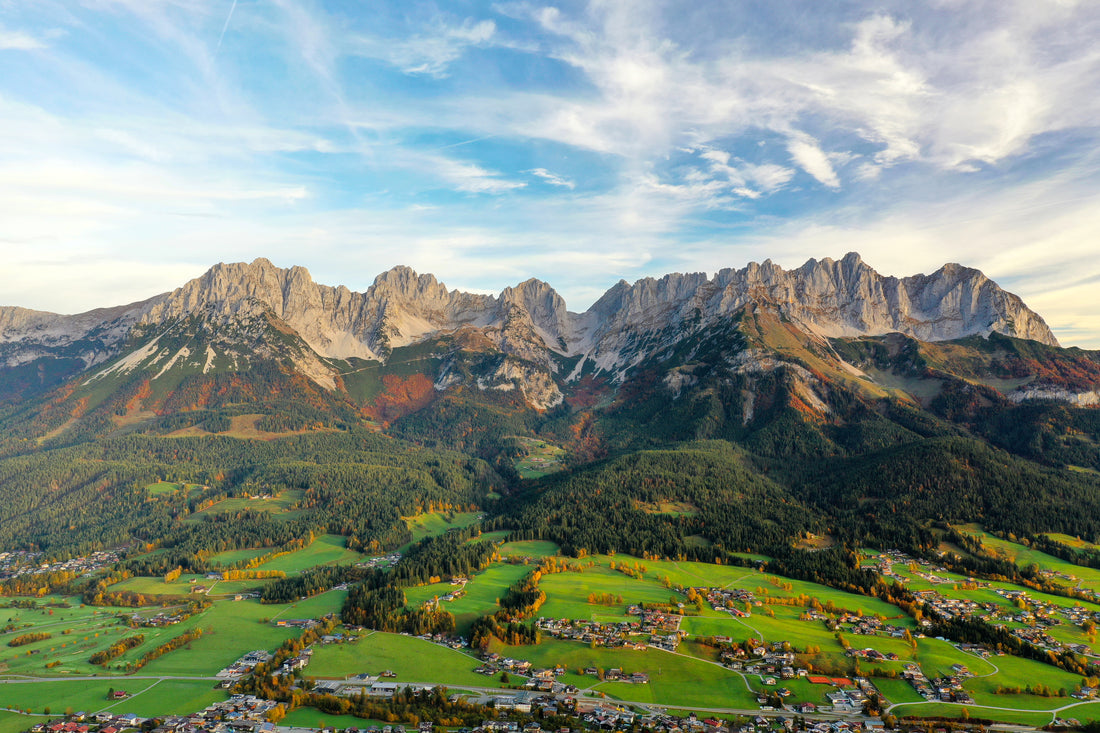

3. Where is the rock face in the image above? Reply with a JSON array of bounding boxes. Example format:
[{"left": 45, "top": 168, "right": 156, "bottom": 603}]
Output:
[{"left": 0, "top": 253, "right": 1060, "bottom": 403}]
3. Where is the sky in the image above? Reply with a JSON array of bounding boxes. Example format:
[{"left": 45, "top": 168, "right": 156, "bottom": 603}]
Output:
[{"left": 1, "top": 1, "right": 1099, "bottom": 347}]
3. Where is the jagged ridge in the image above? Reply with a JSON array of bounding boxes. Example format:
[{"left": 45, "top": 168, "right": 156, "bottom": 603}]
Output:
[{"left": 0, "top": 253, "right": 1058, "bottom": 405}]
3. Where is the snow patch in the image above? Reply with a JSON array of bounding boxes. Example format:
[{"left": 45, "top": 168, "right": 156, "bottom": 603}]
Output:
[
  {"left": 84, "top": 333, "right": 166, "bottom": 384},
  {"left": 203, "top": 345, "right": 217, "bottom": 374},
  {"left": 154, "top": 346, "right": 192, "bottom": 379}
]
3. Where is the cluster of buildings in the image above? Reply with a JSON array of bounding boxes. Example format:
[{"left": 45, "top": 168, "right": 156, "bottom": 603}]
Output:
[
  {"left": 821, "top": 688, "right": 869, "bottom": 714},
  {"left": 835, "top": 615, "right": 909, "bottom": 639},
  {"left": 533, "top": 617, "right": 656, "bottom": 651},
  {"left": 722, "top": 643, "right": 800, "bottom": 681},
  {"left": 522, "top": 667, "right": 573, "bottom": 693},
  {"left": 313, "top": 675, "right": 436, "bottom": 698},
  {"left": 0, "top": 549, "right": 120, "bottom": 580},
  {"left": 130, "top": 610, "right": 189, "bottom": 627},
  {"left": 845, "top": 648, "right": 899, "bottom": 663},
  {"left": 413, "top": 631, "right": 469, "bottom": 650},
  {"left": 216, "top": 650, "right": 272, "bottom": 679},
  {"left": 28, "top": 697, "right": 279, "bottom": 733},
  {"left": 475, "top": 652, "right": 534, "bottom": 676},
  {"left": 910, "top": 590, "right": 987, "bottom": 621},
  {"left": 277, "top": 647, "right": 313, "bottom": 675},
  {"left": 913, "top": 585, "right": 1099, "bottom": 658},
  {"left": 358, "top": 553, "right": 403, "bottom": 570},
  {"left": 698, "top": 587, "right": 759, "bottom": 615},
  {"left": 901, "top": 664, "right": 973, "bottom": 704}
]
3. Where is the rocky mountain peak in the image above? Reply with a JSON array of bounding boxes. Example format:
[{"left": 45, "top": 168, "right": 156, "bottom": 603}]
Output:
[{"left": 0, "top": 253, "right": 1062, "bottom": 404}]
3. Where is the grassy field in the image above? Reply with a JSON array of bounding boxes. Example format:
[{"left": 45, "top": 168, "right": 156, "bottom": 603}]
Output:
[
  {"left": 100, "top": 679, "right": 227, "bottom": 716},
  {"left": 145, "top": 481, "right": 203, "bottom": 496},
  {"left": 497, "top": 540, "right": 560, "bottom": 558},
  {"left": 308, "top": 631, "right": 493, "bottom": 688},
  {"left": 404, "top": 512, "right": 484, "bottom": 548},
  {"left": 1046, "top": 533, "right": 1100, "bottom": 552},
  {"left": 188, "top": 488, "right": 303, "bottom": 518},
  {"left": 889, "top": 701, "right": 1058, "bottom": 727},
  {"left": 207, "top": 547, "right": 272, "bottom": 566},
  {"left": 512, "top": 437, "right": 566, "bottom": 479},
  {"left": 0, "top": 599, "right": 160, "bottom": 678},
  {"left": 135, "top": 592, "right": 343, "bottom": 677},
  {"left": 492, "top": 637, "right": 760, "bottom": 709},
  {"left": 955, "top": 524, "right": 1100, "bottom": 593},
  {"left": 9, "top": 542, "right": 1100, "bottom": 723},
  {"left": 0, "top": 712, "right": 41, "bottom": 733},
  {"left": 404, "top": 563, "right": 530, "bottom": 636},
  {"left": 0, "top": 678, "right": 221, "bottom": 716},
  {"left": 281, "top": 709, "right": 388, "bottom": 730},
  {"left": 253, "top": 534, "right": 365, "bottom": 574}
]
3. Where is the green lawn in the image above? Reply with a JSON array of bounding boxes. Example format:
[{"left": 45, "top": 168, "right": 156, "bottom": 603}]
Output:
[
  {"left": 281, "top": 709, "right": 387, "bottom": 730},
  {"left": 98, "top": 679, "right": 228, "bottom": 716},
  {"left": 404, "top": 512, "right": 485, "bottom": 548},
  {"left": 512, "top": 436, "right": 566, "bottom": 479},
  {"left": 0, "top": 680, "right": 136, "bottom": 715},
  {"left": 253, "top": 534, "right": 365, "bottom": 574},
  {"left": 0, "top": 599, "right": 163, "bottom": 678},
  {"left": 494, "top": 638, "right": 759, "bottom": 709},
  {"left": 189, "top": 489, "right": 303, "bottom": 519},
  {"left": 135, "top": 599, "right": 299, "bottom": 676},
  {"left": 1059, "top": 701, "right": 1100, "bottom": 723},
  {"left": 404, "top": 563, "right": 530, "bottom": 636},
  {"left": 207, "top": 547, "right": 272, "bottom": 566},
  {"left": 146, "top": 481, "right": 188, "bottom": 496},
  {"left": 0, "top": 712, "right": 42, "bottom": 733},
  {"left": 955, "top": 524, "right": 1100, "bottom": 593},
  {"left": 538, "top": 564, "right": 676, "bottom": 622},
  {"left": 497, "top": 540, "right": 560, "bottom": 558},
  {"left": 889, "top": 702, "right": 1056, "bottom": 727},
  {"left": 307, "top": 631, "right": 492, "bottom": 688}
]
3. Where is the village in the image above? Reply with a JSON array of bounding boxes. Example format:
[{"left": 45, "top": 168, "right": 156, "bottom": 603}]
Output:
[
  {"left": 0, "top": 550, "right": 121, "bottom": 582},
  {"left": 535, "top": 606, "right": 684, "bottom": 652}
]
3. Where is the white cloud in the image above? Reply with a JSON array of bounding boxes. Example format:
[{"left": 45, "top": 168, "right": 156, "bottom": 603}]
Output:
[
  {"left": 526, "top": 168, "right": 575, "bottom": 188},
  {"left": 0, "top": 24, "right": 46, "bottom": 50},
  {"left": 427, "top": 156, "right": 526, "bottom": 194},
  {"left": 786, "top": 134, "right": 841, "bottom": 189},
  {"left": 352, "top": 18, "right": 496, "bottom": 78}
]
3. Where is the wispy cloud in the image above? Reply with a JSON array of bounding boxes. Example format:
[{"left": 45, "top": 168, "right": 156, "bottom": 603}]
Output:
[
  {"left": 0, "top": 24, "right": 47, "bottom": 50},
  {"left": 786, "top": 134, "right": 841, "bottom": 189},
  {"left": 426, "top": 155, "right": 526, "bottom": 194},
  {"left": 351, "top": 17, "right": 496, "bottom": 78},
  {"left": 1, "top": 0, "right": 1098, "bottom": 347},
  {"left": 526, "top": 168, "right": 574, "bottom": 189}
]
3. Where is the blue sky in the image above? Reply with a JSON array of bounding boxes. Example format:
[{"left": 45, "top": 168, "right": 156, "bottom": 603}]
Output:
[{"left": 1, "top": 0, "right": 1099, "bottom": 346}]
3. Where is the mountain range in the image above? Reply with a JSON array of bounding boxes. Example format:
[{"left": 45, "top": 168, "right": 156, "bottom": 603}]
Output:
[
  {"left": 1, "top": 251, "right": 1100, "bottom": 570},
  {"left": 0, "top": 253, "right": 1078, "bottom": 413}
]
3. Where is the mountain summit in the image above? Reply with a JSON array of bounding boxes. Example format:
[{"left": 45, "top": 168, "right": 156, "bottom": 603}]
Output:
[
  {"left": 0, "top": 253, "right": 1072, "bottom": 414},
  {"left": 0, "top": 253, "right": 1057, "bottom": 366}
]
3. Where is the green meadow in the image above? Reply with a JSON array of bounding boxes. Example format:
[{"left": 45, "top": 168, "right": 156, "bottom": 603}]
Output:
[
  {"left": 404, "top": 563, "right": 530, "bottom": 636},
  {"left": 307, "top": 630, "right": 491, "bottom": 688},
  {"left": 188, "top": 489, "right": 303, "bottom": 520},
  {"left": 404, "top": 512, "right": 485, "bottom": 547},
  {"left": 253, "top": 534, "right": 365, "bottom": 574},
  {"left": 497, "top": 540, "right": 561, "bottom": 558}
]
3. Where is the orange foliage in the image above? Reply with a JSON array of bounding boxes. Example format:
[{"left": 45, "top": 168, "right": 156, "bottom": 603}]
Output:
[
  {"left": 364, "top": 373, "right": 437, "bottom": 422},
  {"left": 566, "top": 375, "right": 610, "bottom": 410},
  {"left": 567, "top": 411, "right": 604, "bottom": 463},
  {"left": 69, "top": 396, "right": 90, "bottom": 418},
  {"left": 124, "top": 379, "right": 153, "bottom": 413}
]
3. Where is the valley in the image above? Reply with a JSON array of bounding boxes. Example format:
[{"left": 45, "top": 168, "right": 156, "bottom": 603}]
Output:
[
  {"left": 5, "top": 525, "right": 1100, "bottom": 728},
  {"left": 1, "top": 257, "right": 1099, "bottom": 731}
]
